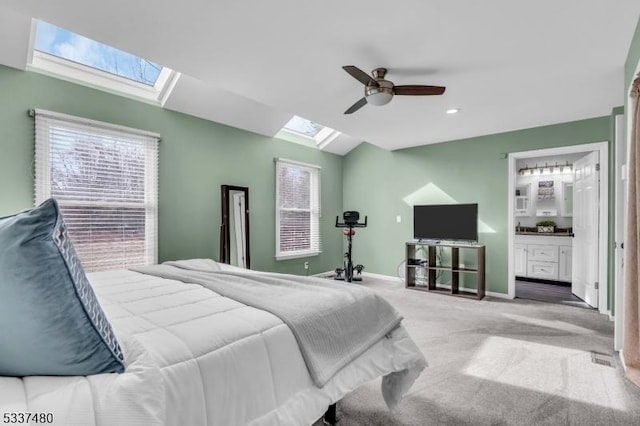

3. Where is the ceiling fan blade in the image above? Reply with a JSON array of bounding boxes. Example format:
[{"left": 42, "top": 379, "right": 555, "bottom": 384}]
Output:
[
  {"left": 344, "top": 97, "right": 368, "bottom": 114},
  {"left": 394, "top": 85, "right": 446, "bottom": 96},
  {"left": 343, "top": 66, "right": 379, "bottom": 87}
]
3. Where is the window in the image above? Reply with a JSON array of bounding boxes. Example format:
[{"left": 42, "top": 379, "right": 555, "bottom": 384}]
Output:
[
  {"left": 34, "top": 109, "right": 159, "bottom": 272},
  {"left": 28, "top": 20, "right": 180, "bottom": 105},
  {"left": 275, "top": 158, "right": 321, "bottom": 260},
  {"left": 283, "top": 116, "right": 325, "bottom": 138},
  {"left": 279, "top": 115, "right": 340, "bottom": 148}
]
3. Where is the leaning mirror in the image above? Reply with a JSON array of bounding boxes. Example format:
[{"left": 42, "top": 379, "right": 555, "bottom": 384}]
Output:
[{"left": 219, "top": 185, "right": 250, "bottom": 268}]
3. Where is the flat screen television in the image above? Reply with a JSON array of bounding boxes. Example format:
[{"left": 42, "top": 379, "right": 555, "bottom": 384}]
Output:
[{"left": 413, "top": 203, "right": 478, "bottom": 242}]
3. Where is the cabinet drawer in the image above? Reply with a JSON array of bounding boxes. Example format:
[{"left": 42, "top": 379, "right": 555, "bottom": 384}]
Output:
[
  {"left": 527, "top": 261, "right": 559, "bottom": 280},
  {"left": 527, "top": 245, "right": 559, "bottom": 262}
]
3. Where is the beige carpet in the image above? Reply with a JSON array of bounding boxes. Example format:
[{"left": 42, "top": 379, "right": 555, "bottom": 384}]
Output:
[{"left": 314, "top": 277, "right": 640, "bottom": 426}]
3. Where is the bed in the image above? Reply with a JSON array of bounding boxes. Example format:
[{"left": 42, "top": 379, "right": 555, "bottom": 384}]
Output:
[{"left": 0, "top": 258, "right": 426, "bottom": 426}]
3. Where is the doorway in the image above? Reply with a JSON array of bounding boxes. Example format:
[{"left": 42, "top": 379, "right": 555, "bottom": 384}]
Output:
[
  {"left": 515, "top": 279, "right": 591, "bottom": 308},
  {"left": 507, "top": 142, "right": 609, "bottom": 315}
]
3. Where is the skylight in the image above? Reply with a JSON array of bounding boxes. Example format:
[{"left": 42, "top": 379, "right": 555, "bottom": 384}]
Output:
[
  {"left": 28, "top": 20, "right": 180, "bottom": 105},
  {"left": 279, "top": 115, "right": 340, "bottom": 149},
  {"left": 34, "top": 21, "right": 162, "bottom": 86},
  {"left": 283, "top": 116, "right": 325, "bottom": 138}
]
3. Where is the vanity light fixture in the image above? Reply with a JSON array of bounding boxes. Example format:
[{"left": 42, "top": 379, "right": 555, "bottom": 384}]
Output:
[
  {"left": 518, "top": 161, "right": 573, "bottom": 176},
  {"left": 517, "top": 165, "right": 530, "bottom": 176}
]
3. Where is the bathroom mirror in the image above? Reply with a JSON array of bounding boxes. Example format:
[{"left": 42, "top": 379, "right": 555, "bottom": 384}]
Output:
[
  {"left": 219, "top": 185, "right": 250, "bottom": 268},
  {"left": 562, "top": 182, "right": 573, "bottom": 217}
]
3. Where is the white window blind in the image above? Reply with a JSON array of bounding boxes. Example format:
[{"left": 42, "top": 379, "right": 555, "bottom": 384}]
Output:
[
  {"left": 275, "top": 158, "right": 321, "bottom": 260},
  {"left": 34, "top": 109, "right": 159, "bottom": 272}
]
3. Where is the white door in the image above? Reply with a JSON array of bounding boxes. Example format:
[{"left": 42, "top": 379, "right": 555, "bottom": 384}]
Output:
[
  {"left": 572, "top": 151, "right": 599, "bottom": 307},
  {"left": 232, "top": 192, "right": 247, "bottom": 268}
]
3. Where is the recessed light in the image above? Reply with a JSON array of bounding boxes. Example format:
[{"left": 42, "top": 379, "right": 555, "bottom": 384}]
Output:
[{"left": 446, "top": 108, "right": 459, "bottom": 114}]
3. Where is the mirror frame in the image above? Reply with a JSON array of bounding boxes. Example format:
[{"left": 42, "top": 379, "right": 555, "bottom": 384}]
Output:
[{"left": 219, "top": 185, "right": 250, "bottom": 268}]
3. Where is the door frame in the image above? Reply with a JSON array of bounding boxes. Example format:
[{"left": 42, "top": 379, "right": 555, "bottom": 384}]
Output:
[
  {"left": 614, "top": 113, "right": 625, "bottom": 349},
  {"left": 507, "top": 141, "right": 609, "bottom": 315},
  {"left": 616, "top": 59, "right": 640, "bottom": 351}
]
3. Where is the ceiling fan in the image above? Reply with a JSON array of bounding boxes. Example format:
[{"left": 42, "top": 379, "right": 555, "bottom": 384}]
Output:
[{"left": 342, "top": 65, "right": 446, "bottom": 114}]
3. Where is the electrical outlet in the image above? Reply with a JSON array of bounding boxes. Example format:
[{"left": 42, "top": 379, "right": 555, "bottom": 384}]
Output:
[
  {"left": 304, "top": 261, "right": 309, "bottom": 270},
  {"left": 396, "top": 215, "right": 402, "bottom": 223}
]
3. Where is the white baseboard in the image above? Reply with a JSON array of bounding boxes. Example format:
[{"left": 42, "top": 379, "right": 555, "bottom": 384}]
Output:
[
  {"left": 314, "top": 270, "right": 402, "bottom": 282},
  {"left": 316, "top": 270, "right": 403, "bottom": 283},
  {"left": 486, "top": 291, "right": 511, "bottom": 299},
  {"left": 427, "top": 282, "right": 511, "bottom": 299},
  {"left": 362, "top": 272, "right": 402, "bottom": 282},
  {"left": 320, "top": 270, "right": 511, "bottom": 299},
  {"left": 619, "top": 350, "right": 627, "bottom": 372}
]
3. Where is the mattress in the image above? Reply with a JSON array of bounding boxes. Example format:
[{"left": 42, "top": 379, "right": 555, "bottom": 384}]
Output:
[{"left": 0, "top": 268, "right": 426, "bottom": 426}]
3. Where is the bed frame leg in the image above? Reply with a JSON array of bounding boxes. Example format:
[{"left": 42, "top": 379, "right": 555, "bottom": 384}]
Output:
[{"left": 323, "top": 403, "right": 337, "bottom": 425}]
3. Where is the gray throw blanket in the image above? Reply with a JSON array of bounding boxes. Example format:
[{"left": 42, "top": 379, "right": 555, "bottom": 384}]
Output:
[{"left": 132, "top": 260, "right": 402, "bottom": 387}]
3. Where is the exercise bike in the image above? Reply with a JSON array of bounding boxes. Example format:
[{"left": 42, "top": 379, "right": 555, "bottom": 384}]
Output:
[{"left": 334, "top": 211, "right": 367, "bottom": 282}]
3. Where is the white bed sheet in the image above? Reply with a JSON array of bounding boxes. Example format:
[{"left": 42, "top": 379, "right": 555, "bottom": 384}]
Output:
[{"left": 0, "top": 269, "right": 426, "bottom": 426}]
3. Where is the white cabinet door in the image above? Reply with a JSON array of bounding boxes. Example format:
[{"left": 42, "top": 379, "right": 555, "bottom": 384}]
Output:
[
  {"left": 558, "top": 246, "right": 572, "bottom": 282},
  {"left": 527, "top": 245, "right": 559, "bottom": 262},
  {"left": 527, "top": 261, "right": 559, "bottom": 280},
  {"left": 515, "top": 244, "right": 527, "bottom": 276}
]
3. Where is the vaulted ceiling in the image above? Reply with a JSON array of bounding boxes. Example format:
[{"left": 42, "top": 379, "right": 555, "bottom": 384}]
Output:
[{"left": 1, "top": 1, "right": 639, "bottom": 155}]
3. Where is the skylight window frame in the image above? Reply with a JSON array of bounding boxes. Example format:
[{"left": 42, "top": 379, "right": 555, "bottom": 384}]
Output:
[
  {"left": 280, "top": 115, "right": 341, "bottom": 146},
  {"left": 26, "top": 20, "right": 180, "bottom": 106}
]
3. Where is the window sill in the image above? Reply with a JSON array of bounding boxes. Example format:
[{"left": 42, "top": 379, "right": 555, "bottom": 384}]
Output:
[{"left": 276, "top": 251, "right": 321, "bottom": 261}]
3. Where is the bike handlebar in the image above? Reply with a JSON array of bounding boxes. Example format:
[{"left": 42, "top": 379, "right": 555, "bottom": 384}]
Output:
[{"left": 335, "top": 216, "right": 367, "bottom": 228}]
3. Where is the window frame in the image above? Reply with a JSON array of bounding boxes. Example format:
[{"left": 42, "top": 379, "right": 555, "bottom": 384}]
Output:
[
  {"left": 33, "top": 108, "right": 159, "bottom": 271},
  {"left": 275, "top": 158, "right": 322, "bottom": 261},
  {"left": 27, "top": 20, "right": 180, "bottom": 106},
  {"left": 279, "top": 116, "right": 341, "bottom": 147}
]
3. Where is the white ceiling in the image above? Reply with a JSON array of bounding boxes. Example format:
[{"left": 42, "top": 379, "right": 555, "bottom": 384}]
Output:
[{"left": 1, "top": 1, "right": 639, "bottom": 155}]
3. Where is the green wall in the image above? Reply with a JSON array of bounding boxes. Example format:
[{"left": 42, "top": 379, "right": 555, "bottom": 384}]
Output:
[
  {"left": 0, "top": 65, "right": 343, "bottom": 275},
  {"left": 625, "top": 16, "right": 640, "bottom": 92},
  {"left": 343, "top": 118, "right": 611, "bottom": 294},
  {"left": 0, "top": 50, "right": 632, "bottom": 294}
]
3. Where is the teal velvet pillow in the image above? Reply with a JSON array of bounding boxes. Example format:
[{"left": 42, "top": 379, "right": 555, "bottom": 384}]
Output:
[{"left": 0, "top": 199, "right": 124, "bottom": 376}]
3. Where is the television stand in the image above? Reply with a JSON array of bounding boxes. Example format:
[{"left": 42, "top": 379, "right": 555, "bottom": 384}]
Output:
[
  {"left": 405, "top": 241, "right": 485, "bottom": 300},
  {"left": 415, "top": 238, "right": 440, "bottom": 244}
]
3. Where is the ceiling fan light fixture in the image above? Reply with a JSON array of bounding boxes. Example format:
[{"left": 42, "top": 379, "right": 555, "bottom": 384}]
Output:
[
  {"left": 365, "top": 84, "right": 394, "bottom": 106},
  {"left": 342, "top": 65, "right": 446, "bottom": 114},
  {"left": 367, "top": 91, "right": 393, "bottom": 106}
]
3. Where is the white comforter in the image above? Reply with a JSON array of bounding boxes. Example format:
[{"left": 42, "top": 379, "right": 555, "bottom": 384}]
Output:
[{"left": 0, "top": 269, "right": 426, "bottom": 426}]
